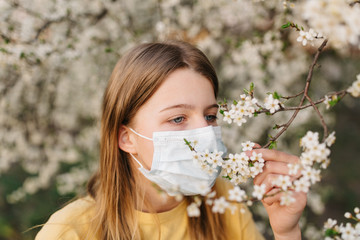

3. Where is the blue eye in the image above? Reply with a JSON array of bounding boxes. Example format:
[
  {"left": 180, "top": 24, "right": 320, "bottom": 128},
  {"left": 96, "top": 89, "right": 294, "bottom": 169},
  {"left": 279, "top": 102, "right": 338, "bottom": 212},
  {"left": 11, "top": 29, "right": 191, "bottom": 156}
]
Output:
[
  {"left": 205, "top": 115, "right": 218, "bottom": 122},
  {"left": 171, "top": 116, "right": 185, "bottom": 124}
]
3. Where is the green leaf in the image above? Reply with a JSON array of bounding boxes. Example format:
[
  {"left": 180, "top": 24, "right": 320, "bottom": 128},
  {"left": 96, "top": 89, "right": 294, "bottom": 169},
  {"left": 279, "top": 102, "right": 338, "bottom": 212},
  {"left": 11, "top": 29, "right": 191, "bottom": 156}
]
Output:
[
  {"left": 253, "top": 112, "right": 258, "bottom": 117},
  {"left": 281, "top": 22, "right": 291, "bottom": 29},
  {"left": 219, "top": 109, "right": 224, "bottom": 115},
  {"left": 269, "top": 141, "right": 277, "bottom": 149},
  {"left": 243, "top": 88, "right": 249, "bottom": 94},
  {"left": 105, "top": 47, "right": 113, "bottom": 53},
  {"left": 273, "top": 91, "right": 282, "bottom": 100},
  {"left": 20, "top": 52, "right": 26, "bottom": 59},
  {"left": 329, "top": 97, "right": 340, "bottom": 107},
  {"left": 233, "top": 100, "right": 238, "bottom": 105},
  {"left": 250, "top": 82, "right": 255, "bottom": 92},
  {"left": 325, "top": 228, "right": 339, "bottom": 237},
  {"left": 265, "top": 112, "right": 271, "bottom": 116},
  {"left": 222, "top": 175, "right": 232, "bottom": 181},
  {"left": 272, "top": 125, "right": 278, "bottom": 130}
]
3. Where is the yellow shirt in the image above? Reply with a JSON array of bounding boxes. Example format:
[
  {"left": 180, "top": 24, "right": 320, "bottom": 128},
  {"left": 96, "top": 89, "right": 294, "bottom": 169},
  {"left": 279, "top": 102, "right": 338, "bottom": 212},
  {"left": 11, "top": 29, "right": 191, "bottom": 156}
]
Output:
[{"left": 36, "top": 180, "right": 264, "bottom": 240}]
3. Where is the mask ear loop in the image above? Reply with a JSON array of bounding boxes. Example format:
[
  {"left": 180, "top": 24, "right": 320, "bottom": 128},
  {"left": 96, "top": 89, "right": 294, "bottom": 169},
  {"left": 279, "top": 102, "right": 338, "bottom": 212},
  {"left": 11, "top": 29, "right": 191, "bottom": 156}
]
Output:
[
  {"left": 127, "top": 127, "right": 152, "bottom": 169},
  {"left": 129, "top": 153, "right": 144, "bottom": 169},
  {"left": 128, "top": 127, "right": 153, "bottom": 141}
]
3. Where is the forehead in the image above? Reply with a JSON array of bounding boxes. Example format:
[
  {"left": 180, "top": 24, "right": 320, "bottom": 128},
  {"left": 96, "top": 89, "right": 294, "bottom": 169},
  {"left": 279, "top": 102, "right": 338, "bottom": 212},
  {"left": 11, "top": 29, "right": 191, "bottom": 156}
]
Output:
[
  {"left": 131, "top": 68, "right": 217, "bottom": 124},
  {"left": 150, "top": 68, "right": 216, "bottom": 106}
]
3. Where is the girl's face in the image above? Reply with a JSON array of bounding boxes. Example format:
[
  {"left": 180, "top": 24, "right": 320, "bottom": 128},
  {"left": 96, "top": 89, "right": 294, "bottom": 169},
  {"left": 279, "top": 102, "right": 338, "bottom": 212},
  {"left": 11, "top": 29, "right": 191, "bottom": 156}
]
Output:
[{"left": 130, "top": 68, "right": 218, "bottom": 170}]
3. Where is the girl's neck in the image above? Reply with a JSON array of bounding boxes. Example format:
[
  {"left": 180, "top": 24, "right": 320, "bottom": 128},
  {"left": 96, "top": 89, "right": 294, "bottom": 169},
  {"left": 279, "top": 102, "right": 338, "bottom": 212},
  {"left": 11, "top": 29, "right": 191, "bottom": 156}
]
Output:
[{"left": 137, "top": 174, "right": 182, "bottom": 213}]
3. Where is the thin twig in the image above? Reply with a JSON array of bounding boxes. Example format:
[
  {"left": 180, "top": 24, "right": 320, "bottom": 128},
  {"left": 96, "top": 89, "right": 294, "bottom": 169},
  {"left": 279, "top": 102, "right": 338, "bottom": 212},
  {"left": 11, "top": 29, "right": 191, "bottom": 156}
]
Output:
[
  {"left": 305, "top": 94, "right": 328, "bottom": 139},
  {"left": 281, "top": 90, "right": 304, "bottom": 100},
  {"left": 255, "top": 90, "right": 348, "bottom": 114}
]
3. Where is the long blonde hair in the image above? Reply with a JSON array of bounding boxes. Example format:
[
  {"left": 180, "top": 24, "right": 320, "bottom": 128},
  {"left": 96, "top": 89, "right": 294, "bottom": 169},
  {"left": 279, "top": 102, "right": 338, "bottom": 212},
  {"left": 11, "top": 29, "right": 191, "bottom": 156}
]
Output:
[{"left": 87, "top": 40, "right": 226, "bottom": 240}]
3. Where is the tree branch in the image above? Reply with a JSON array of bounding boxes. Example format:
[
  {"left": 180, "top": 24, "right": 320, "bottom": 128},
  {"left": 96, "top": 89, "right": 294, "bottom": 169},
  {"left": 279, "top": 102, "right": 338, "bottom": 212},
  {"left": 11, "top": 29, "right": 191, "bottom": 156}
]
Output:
[{"left": 263, "top": 39, "right": 328, "bottom": 148}]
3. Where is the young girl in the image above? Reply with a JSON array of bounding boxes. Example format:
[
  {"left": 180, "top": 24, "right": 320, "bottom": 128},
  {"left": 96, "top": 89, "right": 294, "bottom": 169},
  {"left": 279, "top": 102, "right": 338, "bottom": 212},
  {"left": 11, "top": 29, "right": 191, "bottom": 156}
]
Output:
[{"left": 36, "top": 40, "right": 306, "bottom": 240}]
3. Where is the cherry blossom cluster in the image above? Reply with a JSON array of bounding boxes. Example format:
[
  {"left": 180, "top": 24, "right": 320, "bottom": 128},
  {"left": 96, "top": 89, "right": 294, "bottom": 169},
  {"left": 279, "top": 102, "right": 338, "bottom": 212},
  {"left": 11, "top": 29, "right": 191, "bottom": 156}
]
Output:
[
  {"left": 268, "top": 131, "right": 335, "bottom": 205},
  {"left": 192, "top": 149, "right": 224, "bottom": 175},
  {"left": 184, "top": 140, "right": 266, "bottom": 215},
  {"left": 192, "top": 141, "right": 264, "bottom": 185},
  {"left": 221, "top": 94, "right": 258, "bottom": 126},
  {"left": 183, "top": 129, "right": 336, "bottom": 217},
  {"left": 347, "top": 74, "right": 360, "bottom": 98},
  {"left": 186, "top": 186, "right": 241, "bottom": 217},
  {"left": 220, "top": 91, "right": 285, "bottom": 126},
  {"left": 248, "top": 131, "right": 335, "bottom": 206},
  {"left": 323, "top": 207, "right": 360, "bottom": 240},
  {"left": 301, "top": 0, "right": 360, "bottom": 50},
  {"left": 296, "top": 28, "right": 323, "bottom": 46}
]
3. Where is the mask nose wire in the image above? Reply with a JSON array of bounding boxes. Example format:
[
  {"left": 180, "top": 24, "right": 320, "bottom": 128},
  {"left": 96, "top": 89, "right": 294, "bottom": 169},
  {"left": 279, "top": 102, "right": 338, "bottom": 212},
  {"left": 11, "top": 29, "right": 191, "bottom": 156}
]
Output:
[{"left": 128, "top": 127, "right": 153, "bottom": 141}]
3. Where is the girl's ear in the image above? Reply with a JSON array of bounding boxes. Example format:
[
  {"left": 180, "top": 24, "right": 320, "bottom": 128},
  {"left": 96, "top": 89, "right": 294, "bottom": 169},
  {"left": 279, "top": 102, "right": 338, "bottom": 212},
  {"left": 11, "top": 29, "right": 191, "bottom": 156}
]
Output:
[{"left": 118, "top": 125, "right": 137, "bottom": 154}]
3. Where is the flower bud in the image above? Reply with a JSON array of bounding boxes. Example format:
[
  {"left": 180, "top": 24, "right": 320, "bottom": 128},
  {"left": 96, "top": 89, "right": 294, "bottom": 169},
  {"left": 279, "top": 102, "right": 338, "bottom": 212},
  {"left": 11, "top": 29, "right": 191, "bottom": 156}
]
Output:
[{"left": 354, "top": 207, "right": 359, "bottom": 214}]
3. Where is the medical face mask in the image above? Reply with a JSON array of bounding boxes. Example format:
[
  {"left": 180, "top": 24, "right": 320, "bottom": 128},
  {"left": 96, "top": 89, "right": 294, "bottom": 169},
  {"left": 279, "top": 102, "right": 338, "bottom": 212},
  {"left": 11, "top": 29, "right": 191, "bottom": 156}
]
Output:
[{"left": 128, "top": 126, "right": 227, "bottom": 196}]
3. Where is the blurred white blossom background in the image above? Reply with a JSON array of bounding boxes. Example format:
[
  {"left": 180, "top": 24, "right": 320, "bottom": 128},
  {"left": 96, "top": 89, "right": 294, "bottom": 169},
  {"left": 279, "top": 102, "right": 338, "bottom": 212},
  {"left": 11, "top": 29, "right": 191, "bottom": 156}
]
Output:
[{"left": 0, "top": 0, "right": 359, "bottom": 239}]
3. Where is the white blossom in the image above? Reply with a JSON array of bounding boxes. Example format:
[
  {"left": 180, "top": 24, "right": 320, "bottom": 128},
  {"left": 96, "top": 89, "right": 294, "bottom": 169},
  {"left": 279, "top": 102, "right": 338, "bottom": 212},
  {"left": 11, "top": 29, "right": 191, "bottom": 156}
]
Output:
[
  {"left": 212, "top": 197, "right": 230, "bottom": 214},
  {"left": 325, "top": 131, "right": 336, "bottom": 147},
  {"left": 280, "top": 192, "right": 296, "bottom": 206},
  {"left": 241, "top": 141, "right": 255, "bottom": 151},
  {"left": 300, "top": 131, "right": 319, "bottom": 149},
  {"left": 324, "top": 95, "right": 331, "bottom": 109},
  {"left": 264, "top": 94, "right": 282, "bottom": 114},
  {"left": 228, "top": 186, "right": 247, "bottom": 202},
  {"left": 340, "top": 223, "right": 357, "bottom": 240},
  {"left": 187, "top": 202, "right": 200, "bottom": 217},
  {"left": 276, "top": 175, "right": 292, "bottom": 191},
  {"left": 252, "top": 184, "right": 266, "bottom": 200},
  {"left": 196, "top": 181, "right": 212, "bottom": 196},
  {"left": 347, "top": 74, "right": 360, "bottom": 98},
  {"left": 287, "top": 163, "right": 300, "bottom": 176},
  {"left": 297, "top": 30, "right": 309, "bottom": 46},
  {"left": 294, "top": 177, "right": 311, "bottom": 193},
  {"left": 324, "top": 218, "right": 337, "bottom": 229}
]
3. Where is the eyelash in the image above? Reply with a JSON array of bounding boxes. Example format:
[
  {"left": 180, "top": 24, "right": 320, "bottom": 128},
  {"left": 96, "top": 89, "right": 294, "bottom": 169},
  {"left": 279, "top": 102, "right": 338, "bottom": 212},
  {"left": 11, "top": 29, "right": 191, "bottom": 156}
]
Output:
[
  {"left": 205, "top": 115, "right": 218, "bottom": 122},
  {"left": 169, "top": 115, "right": 218, "bottom": 124},
  {"left": 170, "top": 116, "right": 185, "bottom": 124}
]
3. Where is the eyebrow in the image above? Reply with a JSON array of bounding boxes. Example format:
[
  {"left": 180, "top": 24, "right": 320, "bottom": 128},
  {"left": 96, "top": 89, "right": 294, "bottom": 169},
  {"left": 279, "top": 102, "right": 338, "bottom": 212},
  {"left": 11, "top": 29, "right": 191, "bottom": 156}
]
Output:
[{"left": 159, "top": 103, "right": 219, "bottom": 113}]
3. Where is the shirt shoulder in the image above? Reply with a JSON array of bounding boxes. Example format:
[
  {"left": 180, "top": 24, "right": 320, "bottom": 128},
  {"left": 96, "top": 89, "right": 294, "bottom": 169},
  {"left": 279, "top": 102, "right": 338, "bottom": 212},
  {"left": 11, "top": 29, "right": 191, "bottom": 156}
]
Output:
[{"left": 35, "top": 196, "right": 97, "bottom": 240}]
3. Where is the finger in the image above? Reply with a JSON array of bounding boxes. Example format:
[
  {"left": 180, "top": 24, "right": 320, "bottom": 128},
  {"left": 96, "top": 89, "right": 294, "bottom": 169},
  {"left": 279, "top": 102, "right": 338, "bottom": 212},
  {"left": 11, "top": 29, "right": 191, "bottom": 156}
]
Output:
[
  {"left": 255, "top": 173, "right": 297, "bottom": 194},
  {"left": 261, "top": 188, "right": 282, "bottom": 206},
  {"left": 250, "top": 149, "right": 299, "bottom": 164},
  {"left": 253, "top": 143, "right": 261, "bottom": 149},
  {"left": 262, "top": 189, "right": 307, "bottom": 209},
  {"left": 255, "top": 173, "right": 278, "bottom": 191},
  {"left": 254, "top": 173, "right": 279, "bottom": 193},
  {"left": 254, "top": 161, "right": 301, "bottom": 185}
]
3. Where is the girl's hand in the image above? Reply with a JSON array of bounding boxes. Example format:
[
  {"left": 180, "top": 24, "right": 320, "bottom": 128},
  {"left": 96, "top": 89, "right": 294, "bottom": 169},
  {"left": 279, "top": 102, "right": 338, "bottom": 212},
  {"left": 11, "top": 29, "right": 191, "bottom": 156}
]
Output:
[{"left": 252, "top": 148, "right": 306, "bottom": 240}]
